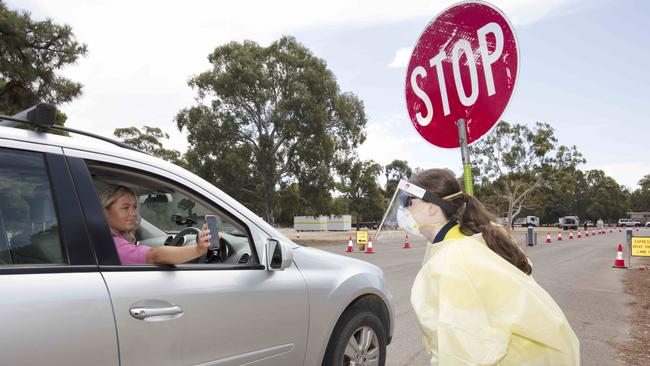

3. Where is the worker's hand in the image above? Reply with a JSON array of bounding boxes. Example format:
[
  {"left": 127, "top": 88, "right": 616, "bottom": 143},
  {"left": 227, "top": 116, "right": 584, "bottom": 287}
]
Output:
[{"left": 196, "top": 223, "right": 211, "bottom": 253}]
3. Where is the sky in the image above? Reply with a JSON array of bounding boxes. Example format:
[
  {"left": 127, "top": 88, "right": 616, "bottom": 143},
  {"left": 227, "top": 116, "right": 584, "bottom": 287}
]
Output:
[{"left": 10, "top": 0, "right": 650, "bottom": 190}]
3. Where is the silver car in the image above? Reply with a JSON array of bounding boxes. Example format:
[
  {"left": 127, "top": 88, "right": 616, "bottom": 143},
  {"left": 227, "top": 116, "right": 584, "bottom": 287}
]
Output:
[{"left": 0, "top": 105, "right": 393, "bottom": 365}]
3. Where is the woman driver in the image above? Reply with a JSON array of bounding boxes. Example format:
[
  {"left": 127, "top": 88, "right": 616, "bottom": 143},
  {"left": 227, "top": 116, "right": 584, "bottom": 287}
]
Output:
[{"left": 99, "top": 185, "right": 211, "bottom": 265}]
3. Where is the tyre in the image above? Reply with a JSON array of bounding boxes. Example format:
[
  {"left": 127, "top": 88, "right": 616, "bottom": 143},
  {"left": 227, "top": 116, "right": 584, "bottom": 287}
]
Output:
[{"left": 322, "top": 305, "right": 387, "bottom": 366}]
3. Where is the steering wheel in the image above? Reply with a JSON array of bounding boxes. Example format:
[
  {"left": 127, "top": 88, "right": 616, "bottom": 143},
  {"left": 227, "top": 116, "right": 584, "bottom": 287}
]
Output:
[{"left": 168, "top": 227, "right": 200, "bottom": 247}]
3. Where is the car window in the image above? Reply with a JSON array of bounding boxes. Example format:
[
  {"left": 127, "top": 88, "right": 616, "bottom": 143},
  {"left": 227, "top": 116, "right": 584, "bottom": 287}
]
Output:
[
  {"left": 88, "top": 163, "right": 258, "bottom": 266},
  {"left": 0, "top": 148, "right": 65, "bottom": 265}
]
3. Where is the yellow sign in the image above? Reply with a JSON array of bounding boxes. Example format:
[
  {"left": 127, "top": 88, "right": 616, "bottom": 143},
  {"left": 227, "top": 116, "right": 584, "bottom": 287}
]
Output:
[
  {"left": 356, "top": 231, "right": 369, "bottom": 245},
  {"left": 632, "top": 237, "right": 650, "bottom": 257}
]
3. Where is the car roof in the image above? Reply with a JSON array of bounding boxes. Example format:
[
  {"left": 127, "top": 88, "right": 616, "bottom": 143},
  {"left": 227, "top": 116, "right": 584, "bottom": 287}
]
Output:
[{"left": 0, "top": 124, "right": 295, "bottom": 245}]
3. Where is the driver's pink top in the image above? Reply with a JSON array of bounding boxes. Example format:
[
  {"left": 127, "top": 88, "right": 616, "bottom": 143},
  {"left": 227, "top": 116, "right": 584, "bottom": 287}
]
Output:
[{"left": 113, "top": 233, "right": 151, "bottom": 265}]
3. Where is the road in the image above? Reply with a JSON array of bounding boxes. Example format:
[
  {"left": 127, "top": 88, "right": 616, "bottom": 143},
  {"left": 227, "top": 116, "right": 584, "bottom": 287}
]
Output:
[{"left": 317, "top": 228, "right": 647, "bottom": 365}]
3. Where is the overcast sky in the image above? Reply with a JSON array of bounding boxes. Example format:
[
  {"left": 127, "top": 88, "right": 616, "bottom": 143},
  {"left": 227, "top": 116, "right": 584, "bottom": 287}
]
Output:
[{"left": 11, "top": 0, "right": 650, "bottom": 189}]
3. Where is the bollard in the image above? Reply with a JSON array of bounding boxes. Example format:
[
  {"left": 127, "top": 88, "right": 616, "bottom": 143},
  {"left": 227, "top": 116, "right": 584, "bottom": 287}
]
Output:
[{"left": 527, "top": 226, "right": 536, "bottom": 246}]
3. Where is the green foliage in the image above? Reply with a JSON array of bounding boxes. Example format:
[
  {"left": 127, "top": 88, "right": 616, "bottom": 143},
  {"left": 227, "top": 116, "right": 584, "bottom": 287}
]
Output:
[
  {"left": 0, "top": 1, "right": 87, "bottom": 117},
  {"left": 470, "top": 121, "right": 585, "bottom": 226},
  {"left": 384, "top": 159, "right": 413, "bottom": 200},
  {"left": 336, "top": 159, "right": 385, "bottom": 222},
  {"left": 581, "top": 170, "right": 629, "bottom": 221},
  {"left": 113, "top": 126, "right": 184, "bottom": 165},
  {"left": 630, "top": 174, "right": 650, "bottom": 212},
  {"left": 176, "top": 36, "right": 366, "bottom": 224}
]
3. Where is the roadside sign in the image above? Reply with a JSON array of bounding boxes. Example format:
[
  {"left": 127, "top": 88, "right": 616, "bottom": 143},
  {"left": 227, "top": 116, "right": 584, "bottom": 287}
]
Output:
[
  {"left": 405, "top": 1, "right": 518, "bottom": 149},
  {"left": 631, "top": 237, "right": 650, "bottom": 256},
  {"left": 356, "top": 231, "right": 369, "bottom": 245}
]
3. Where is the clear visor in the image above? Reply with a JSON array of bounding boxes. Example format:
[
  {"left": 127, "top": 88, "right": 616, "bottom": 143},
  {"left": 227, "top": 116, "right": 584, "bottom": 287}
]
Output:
[{"left": 375, "top": 180, "right": 425, "bottom": 240}]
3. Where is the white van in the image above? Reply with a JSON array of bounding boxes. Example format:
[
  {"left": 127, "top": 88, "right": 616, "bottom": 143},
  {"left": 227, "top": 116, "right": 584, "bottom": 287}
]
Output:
[
  {"left": 558, "top": 216, "right": 579, "bottom": 230},
  {"left": 514, "top": 216, "right": 540, "bottom": 227}
]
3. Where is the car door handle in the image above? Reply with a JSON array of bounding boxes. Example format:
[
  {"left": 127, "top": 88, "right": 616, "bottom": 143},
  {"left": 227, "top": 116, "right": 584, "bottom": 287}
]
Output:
[{"left": 129, "top": 305, "right": 183, "bottom": 320}]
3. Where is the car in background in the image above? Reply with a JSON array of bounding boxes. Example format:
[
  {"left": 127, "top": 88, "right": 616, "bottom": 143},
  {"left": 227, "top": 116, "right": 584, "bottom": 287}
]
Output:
[
  {"left": 618, "top": 218, "right": 641, "bottom": 227},
  {"left": 0, "top": 104, "right": 393, "bottom": 366},
  {"left": 583, "top": 220, "right": 594, "bottom": 227}
]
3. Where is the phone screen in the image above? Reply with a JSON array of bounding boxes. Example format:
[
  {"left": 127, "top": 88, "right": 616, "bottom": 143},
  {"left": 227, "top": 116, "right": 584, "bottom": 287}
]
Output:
[{"left": 205, "top": 215, "right": 220, "bottom": 248}]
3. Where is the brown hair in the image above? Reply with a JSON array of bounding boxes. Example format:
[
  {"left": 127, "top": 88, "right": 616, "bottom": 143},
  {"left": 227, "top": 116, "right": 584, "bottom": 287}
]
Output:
[{"left": 410, "top": 169, "right": 532, "bottom": 275}]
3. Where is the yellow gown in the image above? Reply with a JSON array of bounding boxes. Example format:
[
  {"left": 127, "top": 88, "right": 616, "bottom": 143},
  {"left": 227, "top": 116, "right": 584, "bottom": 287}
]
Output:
[{"left": 411, "top": 225, "right": 580, "bottom": 365}]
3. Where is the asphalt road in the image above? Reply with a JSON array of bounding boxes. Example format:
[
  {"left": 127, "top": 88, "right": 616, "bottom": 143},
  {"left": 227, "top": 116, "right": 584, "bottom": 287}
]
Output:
[{"left": 317, "top": 228, "right": 648, "bottom": 365}]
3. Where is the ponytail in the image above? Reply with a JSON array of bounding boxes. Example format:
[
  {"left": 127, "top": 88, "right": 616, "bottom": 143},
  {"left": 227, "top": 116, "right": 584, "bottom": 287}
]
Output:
[
  {"left": 451, "top": 194, "right": 532, "bottom": 275},
  {"left": 409, "top": 168, "right": 532, "bottom": 275}
]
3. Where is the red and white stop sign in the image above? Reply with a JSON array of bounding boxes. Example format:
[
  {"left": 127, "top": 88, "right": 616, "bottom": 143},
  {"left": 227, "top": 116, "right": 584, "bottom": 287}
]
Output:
[{"left": 405, "top": 2, "right": 518, "bottom": 148}]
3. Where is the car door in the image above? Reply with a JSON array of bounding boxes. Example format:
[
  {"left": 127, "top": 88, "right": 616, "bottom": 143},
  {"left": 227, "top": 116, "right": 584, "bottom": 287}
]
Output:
[
  {"left": 64, "top": 150, "right": 309, "bottom": 366},
  {"left": 0, "top": 142, "right": 118, "bottom": 366}
]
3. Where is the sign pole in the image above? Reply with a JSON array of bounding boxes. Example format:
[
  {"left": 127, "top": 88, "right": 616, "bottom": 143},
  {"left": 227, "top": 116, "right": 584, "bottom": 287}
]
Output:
[{"left": 456, "top": 119, "right": 474, "bottom": 196}]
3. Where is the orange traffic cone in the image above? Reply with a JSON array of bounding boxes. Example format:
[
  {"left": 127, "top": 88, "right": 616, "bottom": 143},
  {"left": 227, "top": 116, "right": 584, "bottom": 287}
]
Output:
[
  {"left": 365, "top": 236, "right": 374, "bottom": 254},
  {"left": 612, "top": 244, "right": 626, "bottom": 268},
  {"left": 403, "top": 233, "right": 411, "bottom": 249},
  {"left": 346, "top": 235, "right": 354, "bottom": 253},
  {"left": 585, "top": 230, "right": 589, "bottom": 237},
  {"left": 557, "top": 231, "right": 563, "bottom": 241},
  {"left": 546, "top": 232, "right": 552, "bottom": 244},
  {"left": 577, "top": 230, "right": 582, "bottom": 239},
  {"left": 569, "top": 231, "right": 574, "bottom": 240}
]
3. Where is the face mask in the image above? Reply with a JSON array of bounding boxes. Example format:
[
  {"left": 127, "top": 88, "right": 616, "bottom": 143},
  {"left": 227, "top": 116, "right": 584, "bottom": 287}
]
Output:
[{"left": 397, "top": 207, "right": 422, "bottom": 237}]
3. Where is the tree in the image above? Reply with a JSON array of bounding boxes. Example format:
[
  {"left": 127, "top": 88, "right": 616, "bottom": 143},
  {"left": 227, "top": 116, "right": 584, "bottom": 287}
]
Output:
[
  {"left": 470, "top": 121, "right": 585, "bottom": 227},
  {"left": 0, "top": 1, "right": 87, "bottom": 117},
  {"left": 336, "top": 159, "right": 385, "bottom": 222},
  {"left": 630, "top": 174, "right": 650, "bottom": 212},
  {"left": 582, "top": 170, "right": 629, "bottom": 222},
  {"left": 113, "top": 126, "right": 184, "bottom": 165},
  {"left": 176, "top": 36, "right": 366, "bottom": 224},
  {"left": 384, "top": 160, "right": 413, "bottom": 200}
]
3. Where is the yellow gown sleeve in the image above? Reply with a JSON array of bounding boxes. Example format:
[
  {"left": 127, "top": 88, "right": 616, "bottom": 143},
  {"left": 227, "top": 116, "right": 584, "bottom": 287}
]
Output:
[{"left": 411, "top": 243, "right": 510, "bottom": 365}]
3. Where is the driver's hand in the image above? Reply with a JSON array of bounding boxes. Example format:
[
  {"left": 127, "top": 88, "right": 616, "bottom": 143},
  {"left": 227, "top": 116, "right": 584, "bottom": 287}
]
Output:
[{"left": 196, "top": 224, "right": 211, "bottom": 253}]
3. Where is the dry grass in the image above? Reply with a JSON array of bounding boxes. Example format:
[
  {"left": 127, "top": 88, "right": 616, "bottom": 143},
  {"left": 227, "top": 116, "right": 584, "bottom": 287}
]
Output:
[{"left": 615, "top": 261, "right": 650, "bottom": 365}]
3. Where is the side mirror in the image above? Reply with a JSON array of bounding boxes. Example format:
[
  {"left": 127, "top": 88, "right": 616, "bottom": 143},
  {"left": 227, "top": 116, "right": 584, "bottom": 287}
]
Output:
[{"left": 265, "top": 239, "right": 293, "bottom": 271}]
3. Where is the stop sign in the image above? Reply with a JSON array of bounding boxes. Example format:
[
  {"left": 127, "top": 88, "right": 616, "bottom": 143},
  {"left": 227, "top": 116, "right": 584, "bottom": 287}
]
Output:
[{"left": 405, "top": 2, "right": 518, "bottom": 148}]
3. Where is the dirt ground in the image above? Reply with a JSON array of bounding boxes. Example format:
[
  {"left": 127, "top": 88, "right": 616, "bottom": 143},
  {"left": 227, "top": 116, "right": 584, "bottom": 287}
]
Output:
[{"left": 615, "top": 258, "right": 650, "bottom": 365}]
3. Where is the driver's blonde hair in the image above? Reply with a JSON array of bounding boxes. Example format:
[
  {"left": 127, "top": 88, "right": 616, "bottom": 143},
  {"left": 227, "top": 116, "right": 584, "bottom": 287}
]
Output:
[{"left": 99, "top": 184, "right": 138, "bottom": 243}]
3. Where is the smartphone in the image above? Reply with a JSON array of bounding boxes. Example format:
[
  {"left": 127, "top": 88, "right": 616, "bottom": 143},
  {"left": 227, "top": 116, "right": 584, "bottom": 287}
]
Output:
[{"left": 204, "top": 215, "right": 220, "bottom": 248}]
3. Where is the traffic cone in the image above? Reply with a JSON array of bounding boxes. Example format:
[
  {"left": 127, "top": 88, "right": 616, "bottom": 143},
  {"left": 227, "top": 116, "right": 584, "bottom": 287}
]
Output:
[
  {"left": 365, "top": 236, "right": 374, "bottom": 254},
  {"left": 296, "top": 231, "right": 300, "bottom": 239},
  {"left": 578, "top": 230, "right": 582, "bottom": 239},
  {"left": 612, "top": 244, "right": 627, "bottom": 268},
  {"left": 546, "top": 232, "right": 552, "bottom": 244},
  {"left": 569, "top": 231, "right": 574, "bottom": 240},
  {"left": 403, "top": 233, "right": 411, "bottom": 249},
  {"left": 585, "top": 230, "right": 589, "bottom": 237},
  {"left": 346, "top": 235, "right": 354, "bottom": 253},
  {"left": 619, "top": 228, "right": 622, "bottom": 232},
  {"left": 557, "top": 231, "right": 563, "bottom": 241}
]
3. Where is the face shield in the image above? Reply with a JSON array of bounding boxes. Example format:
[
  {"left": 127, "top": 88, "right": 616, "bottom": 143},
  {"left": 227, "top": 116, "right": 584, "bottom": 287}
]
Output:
[{"left": 375, "top": 180, "right": 462, "bottom": 241}]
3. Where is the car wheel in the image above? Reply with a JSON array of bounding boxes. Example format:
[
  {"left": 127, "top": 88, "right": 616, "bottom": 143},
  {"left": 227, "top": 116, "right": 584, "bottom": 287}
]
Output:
[{"left": 322, "top": 305, "right": 387, "bottom": 366}]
